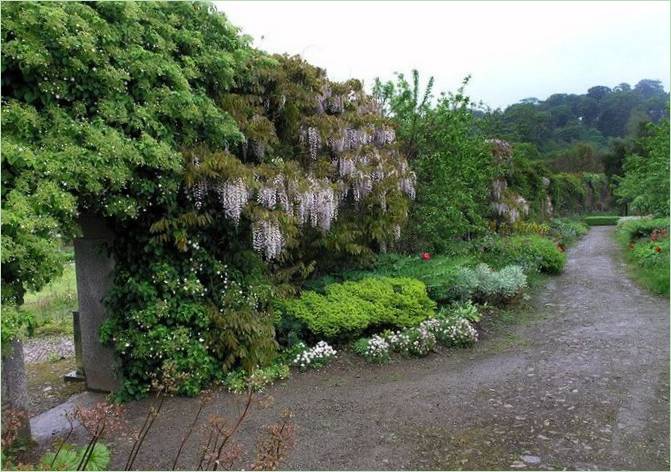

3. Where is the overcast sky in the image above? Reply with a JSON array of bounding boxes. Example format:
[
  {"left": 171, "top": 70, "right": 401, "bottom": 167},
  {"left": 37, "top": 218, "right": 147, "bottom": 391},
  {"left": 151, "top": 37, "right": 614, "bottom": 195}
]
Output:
[{"left": 215, "top": 1, "right": 670, "bottom": 109}]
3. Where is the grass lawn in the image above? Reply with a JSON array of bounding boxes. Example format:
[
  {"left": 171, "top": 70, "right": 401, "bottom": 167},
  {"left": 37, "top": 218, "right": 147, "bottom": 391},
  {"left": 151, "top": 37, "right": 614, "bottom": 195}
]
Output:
[{"left": 23, "top": 262, "right": 78, "bottom": 337}]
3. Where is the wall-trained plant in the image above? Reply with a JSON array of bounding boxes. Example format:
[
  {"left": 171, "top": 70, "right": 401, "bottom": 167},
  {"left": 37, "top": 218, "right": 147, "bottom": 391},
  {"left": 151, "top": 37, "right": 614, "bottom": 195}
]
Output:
[{"left": 2, "top": 1, "right": 417, "bottom": 398}]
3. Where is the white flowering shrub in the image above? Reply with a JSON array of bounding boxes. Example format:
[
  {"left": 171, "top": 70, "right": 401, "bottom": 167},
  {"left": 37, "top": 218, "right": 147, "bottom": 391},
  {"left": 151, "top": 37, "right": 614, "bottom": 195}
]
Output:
[
  {"left": 352, "top": 335, "right": 391, "bottom": 364},
  {"left": 382, "top": 325, "right": 436, "bottom": 357},
  {"left": 426, "top": 316, "right": 478, "bottom": 347},
  {"left": 292, "top": 341, "right": 337, "bottom": 371}
]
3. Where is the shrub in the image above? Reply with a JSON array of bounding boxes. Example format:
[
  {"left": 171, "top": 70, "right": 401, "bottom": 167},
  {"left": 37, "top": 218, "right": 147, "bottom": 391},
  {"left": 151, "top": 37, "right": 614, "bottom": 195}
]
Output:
[
  {"left": 480, "top": 235, "right": 566, "bottom": 274},
  {"left": 616, "top": 217, "right": 670, "bottom": 295},
  {"left": 425, "top": 316, "right": 478, "bottom": 347},
  {"left": 441, "top": 300, "right": 481, "bottom": 323},
  {"left": 549, "top": 218, "right": 589, "bottom": 245},
  {"left": 615, "top": 119, "right": 669, "bottom": 216},
  {"left": 449, "top": 264, "right": 527, "bottom": 302},
  {"left": 291, "top": 341, "right": 337, "bottom": 371},
  {"left": 352, "top": 336, "right": 391, "bottom": 364},
  {"left": 277, "top": 277, "right": 436, "bottom": 341},
  {"left": 223, "top": 363, "right": 291, "bottom": 394},
  {"left": 616, "top": 217, "right": 670, "bottom": 243},
  {"left": 584, "top": 215, "right": 620, "bottom": 226},
  {"left": 511, "top": 221, "right": 550, "bottom": 236}
]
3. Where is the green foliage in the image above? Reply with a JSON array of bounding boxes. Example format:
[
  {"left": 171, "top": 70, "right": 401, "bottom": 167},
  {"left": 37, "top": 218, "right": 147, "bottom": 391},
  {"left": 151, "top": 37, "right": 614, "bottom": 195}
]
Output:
[
  {"left": 3, "top": 1, "right": 416, "bottom": 398},
  {"left": 374, "top": 73, "right": 494, "bottom": 250},
  {"left": 1, "top": 1, "right": 248, "bottom": 307},
  {"left": 480, "top": 235, "right": 566, "bottom": 274},
  {"left": 440, "top": 300, "right": 481, "bottom": 323},
  {"left": 277, "top": 277, "right": 436, "bottom": 341},
  {"left": 615, "top": 120, "right": 670, "bottom": 216},
  {"left": 584, "top": 215, "right": 620, "bottom": 226},
  {"left": 352, "top": 336, "right": 391, "bottom": 364},
  {"left": 451, "top": 264, "right": 527, "bottom": 303},
  {"left": 0, "top": 305, "right": 33, "bottom": 357},
  {"left": 21, "top": 261, "right": 77, "bottom": 337},
  {"left": 223, "top": 363, "right": 290, "bottom": 394},
  {"left": 616, "top": 218, "right": 670, "bottom": 295},
  {"left": 480, "top": 80, "right": 668, "bottom": 154},
  {"left": 616, "top": 217, "right": 670, "bottom": 243},
  {"left": 101, "top": 231, "right": 277, "bottom": 400},
  {"left": 40, "top": 443, "right": 111, "bottom": 471},
  {"left": 548, "top": 218, "right": 589, "bottom": 245}
]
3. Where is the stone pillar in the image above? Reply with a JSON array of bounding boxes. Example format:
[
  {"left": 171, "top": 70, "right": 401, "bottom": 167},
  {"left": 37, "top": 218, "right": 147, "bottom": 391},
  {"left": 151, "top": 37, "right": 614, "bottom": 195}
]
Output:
[
  {"left": 74, "top": 214, "right": 120, "bottom": 392},
  {"left": 1, "top": 340, "right": 31, "bottom": 440}
]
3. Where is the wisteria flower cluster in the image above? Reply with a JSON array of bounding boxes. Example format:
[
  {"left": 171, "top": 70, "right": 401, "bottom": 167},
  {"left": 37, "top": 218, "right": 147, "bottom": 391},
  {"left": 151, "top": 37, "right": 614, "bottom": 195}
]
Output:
[
  {"left": 292, "top": 341, "right": 337, "bottom": 371},
  {"left": 352, "top": 335, "right": 390, "bottom": 364}
]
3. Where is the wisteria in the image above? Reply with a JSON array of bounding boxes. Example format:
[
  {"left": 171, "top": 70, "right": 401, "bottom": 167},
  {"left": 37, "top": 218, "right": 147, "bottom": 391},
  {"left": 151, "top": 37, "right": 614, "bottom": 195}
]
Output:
[
  {"left": 257, "top": 175, "right": 288, "bottom": 211},
  {"left": 486, "top": 138, "right": 513, "bottom": 161},
  {"left": 295, "top": 178, "right": 338, "bottom": 231},
  {"left": 352, "top": 171, "right": 373, "bottom": 202},
  {"left": 305, "top": 126, "right": 322, "bottom": 160},
  {"left": 338, "top": 156, "right": 356, "bottom": 177},
  {"left": 393, "top": 224, "right": 401, "bottom": 241},
  {"left": 252, "top": 218, "right": 284, "bottom": 259},
  {"left": 373, "top": 127, "right": 396, "bottom": 146},
  {"left": 216, "top": 178, "right": 249, "bottom": 224},
  {"left": 491, "top": 178, "right": 507, "bottom": 201},
  {"left": 399, "top": 172, "right": 417, "bottom": 200}
]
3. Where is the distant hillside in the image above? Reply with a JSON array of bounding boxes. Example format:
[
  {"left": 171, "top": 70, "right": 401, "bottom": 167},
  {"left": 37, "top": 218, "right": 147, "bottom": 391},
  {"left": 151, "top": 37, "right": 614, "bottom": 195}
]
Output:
[{"left": 478, "top": 79, "right": 669, "bottom": 157}]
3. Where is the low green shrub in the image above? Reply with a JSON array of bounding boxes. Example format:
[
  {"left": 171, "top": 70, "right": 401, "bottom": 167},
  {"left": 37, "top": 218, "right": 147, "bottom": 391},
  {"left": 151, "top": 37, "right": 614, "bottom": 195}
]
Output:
[
  {"left": 549, "top": 218, "right": 589, "bottom": 246},
  {"left": 616, "top": 217, "right": 670, "bottom": 243},
  {"left": 617, "top": 217, "right": 669, "bottom": 295},
  {"left": 277, "top": 277, "right": 436, "bottom": 341},
  {"left": 440, "top": 300, "right": 481, "bottom": 323},
  {"left": 223, "top": 363, "right": 291, "bottom": 394},
  {"left": 584, "top": 215, "right": 620, "bottom": 226},
  {"left": 446, "top": 264, "right": 527, "bottom": 303},
  {"left": 480, "top": 235, "right": 566, "bottom": 274}
]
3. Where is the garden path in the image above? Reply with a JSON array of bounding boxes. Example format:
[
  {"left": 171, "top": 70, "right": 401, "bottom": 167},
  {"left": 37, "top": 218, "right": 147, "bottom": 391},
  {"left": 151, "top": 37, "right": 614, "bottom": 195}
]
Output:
[{"left": 32, "top": 227, "right": 670, "bottom": 470}]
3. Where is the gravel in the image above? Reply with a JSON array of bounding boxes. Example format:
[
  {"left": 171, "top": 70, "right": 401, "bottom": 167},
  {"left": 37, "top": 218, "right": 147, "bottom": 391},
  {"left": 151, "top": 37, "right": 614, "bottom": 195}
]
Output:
[
  {"left": 23, "top": 335, "right": 74, "bottom": 364},
  {"left": 37, "top": 227, "right": 669, "bottom": 470}
]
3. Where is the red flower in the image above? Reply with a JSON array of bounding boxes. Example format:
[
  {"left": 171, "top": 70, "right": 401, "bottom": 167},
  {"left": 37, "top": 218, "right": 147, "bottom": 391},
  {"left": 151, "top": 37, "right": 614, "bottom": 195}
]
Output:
[
  {"left": 421, "top": 252, "right": 431, "bottom": 261},
  {"left": 655, "top": 246, "right": 662, "bottom": 253}
]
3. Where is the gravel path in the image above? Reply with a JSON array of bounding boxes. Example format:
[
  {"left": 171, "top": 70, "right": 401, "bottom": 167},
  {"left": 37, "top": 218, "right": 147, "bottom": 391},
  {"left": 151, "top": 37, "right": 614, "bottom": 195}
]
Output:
[
  {"left": 40, "top": 227, "right": 669, "bottom": 470},
  {"left": 23, "top": 336, "right": 74, "bottom": 364}
]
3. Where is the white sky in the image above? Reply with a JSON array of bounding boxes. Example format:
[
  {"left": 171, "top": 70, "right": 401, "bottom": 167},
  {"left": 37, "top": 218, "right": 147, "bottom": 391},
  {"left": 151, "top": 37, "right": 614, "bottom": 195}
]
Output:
[{"left": 215, "top": 1, "right": 670, "bottom": 109}]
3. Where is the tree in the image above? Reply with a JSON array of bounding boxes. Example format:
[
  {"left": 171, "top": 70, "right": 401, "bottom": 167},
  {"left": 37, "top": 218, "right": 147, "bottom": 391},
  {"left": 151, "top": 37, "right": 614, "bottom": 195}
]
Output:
[
  {"left": 615, "top": 120, "right": 670, "bottom": 216},
  {"left": 375, "top": 74, "right": 493, "bottom": 250}
]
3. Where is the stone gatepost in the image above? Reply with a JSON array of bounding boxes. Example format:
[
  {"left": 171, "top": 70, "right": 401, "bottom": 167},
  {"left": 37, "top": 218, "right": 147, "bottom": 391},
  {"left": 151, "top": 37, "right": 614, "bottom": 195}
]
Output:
[
  {"left": 74, "top": 214, "right": 120, "bottom": 392},
  {"left": 1, "top": 340, "right": 31, "bottom": 440}
]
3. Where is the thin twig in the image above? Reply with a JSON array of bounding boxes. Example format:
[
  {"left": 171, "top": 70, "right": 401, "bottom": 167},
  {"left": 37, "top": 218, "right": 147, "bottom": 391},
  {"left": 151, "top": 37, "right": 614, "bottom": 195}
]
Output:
[
  {"left": 172, "top": 401, "right": 205, "bottom": 470},
  {"left": 212, "top": 389, "right": 253, "bottom": 471}
]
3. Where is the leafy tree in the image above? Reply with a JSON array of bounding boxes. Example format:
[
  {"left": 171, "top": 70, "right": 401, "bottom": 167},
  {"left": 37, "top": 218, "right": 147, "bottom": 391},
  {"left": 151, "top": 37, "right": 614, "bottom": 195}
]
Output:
[
  {"left": 374, "top": 73, "right": 493, "bottom": 251},
  {"left": 615, "top": 120, "right": 670, "bottom": 216}
]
